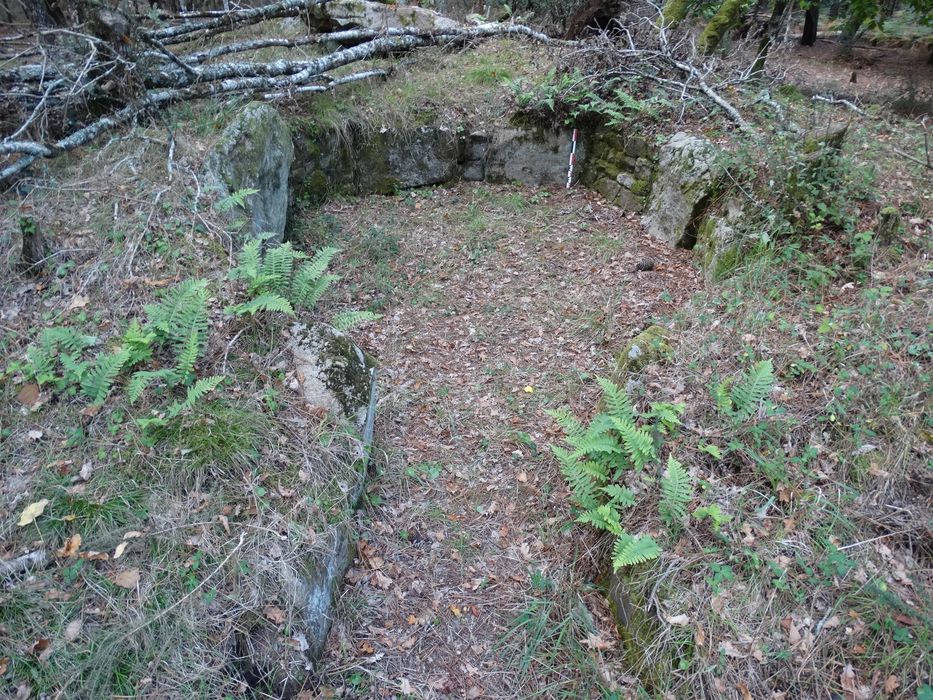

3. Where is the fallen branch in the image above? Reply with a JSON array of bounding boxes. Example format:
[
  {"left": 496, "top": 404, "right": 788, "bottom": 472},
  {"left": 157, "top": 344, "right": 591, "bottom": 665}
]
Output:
[
  {"left": 0, "top": 549, "right": 49, "bottom": 579},
  {"left": 812, "top": 94, "right": 866, "bottom": 115}
]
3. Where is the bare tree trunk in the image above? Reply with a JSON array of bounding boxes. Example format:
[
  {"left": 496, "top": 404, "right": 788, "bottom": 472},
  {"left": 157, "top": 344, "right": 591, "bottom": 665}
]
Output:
[{"left": 752, "top": 0, "right": 789, "bottom": 74}]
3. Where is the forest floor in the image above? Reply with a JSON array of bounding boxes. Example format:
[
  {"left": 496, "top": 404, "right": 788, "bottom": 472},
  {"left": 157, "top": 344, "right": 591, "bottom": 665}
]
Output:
[{"left": 299, "top": 184, "right": 700, "bottom": 697}]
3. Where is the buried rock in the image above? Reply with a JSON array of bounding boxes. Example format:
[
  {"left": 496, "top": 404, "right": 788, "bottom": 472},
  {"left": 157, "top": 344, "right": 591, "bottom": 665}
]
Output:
[
  {"left": 615, "top": 325, "right": 673, "bottom": 375},
  {"left": 239, "top": 323, "right": 376, "bottom": 694}
]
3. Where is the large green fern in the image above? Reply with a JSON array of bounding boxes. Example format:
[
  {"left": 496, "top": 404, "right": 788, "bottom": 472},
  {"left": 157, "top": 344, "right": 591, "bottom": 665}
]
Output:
[
  {"left": 550, "top": 378, "right": 678, "bottom": 568},
  {"left": 332, "top": 310, "right": 381, "bottom": 332},
  {"left": 659, "top": 456, "right": 692, "bottom": 533}
]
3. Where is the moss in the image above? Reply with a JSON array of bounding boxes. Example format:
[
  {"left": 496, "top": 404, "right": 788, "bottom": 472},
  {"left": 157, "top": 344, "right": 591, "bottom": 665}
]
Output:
[
  {"left": 662, "top": 0, "right": 691, "bottom": 24},
  {"left": 630, "top": 178, "right": 650, "bottom": 197},
  {"left": 317, "top": 331, "right": 376, "bottom": 418},
  {"left": 605, "top": 566, "right": 667, "bottom": 690},
  {"left": 698, "top": 0, "right": 749, "bottom": 54},
  {"left": 614, "top": 325, "right": 672, "bottom": 375}
]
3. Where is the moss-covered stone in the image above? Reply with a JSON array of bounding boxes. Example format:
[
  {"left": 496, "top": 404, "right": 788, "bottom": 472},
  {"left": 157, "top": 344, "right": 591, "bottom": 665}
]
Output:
[
  {"left": 605, "top": 565, "right": 667, "bottom": 690},
  {"left": 206, "top": 102, "right": 294, "bottom": 245},
  {"left": 630, "top": 178, "right": 651, "bottom": 197},
  {"left": 614, "top": 325, "right": 672, "bottom": 375}
]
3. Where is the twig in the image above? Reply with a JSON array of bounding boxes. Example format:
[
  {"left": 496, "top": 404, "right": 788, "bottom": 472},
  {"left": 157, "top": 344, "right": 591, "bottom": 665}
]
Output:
[{"left": 811, "top": 94, "right": 866, "bottom": 115}]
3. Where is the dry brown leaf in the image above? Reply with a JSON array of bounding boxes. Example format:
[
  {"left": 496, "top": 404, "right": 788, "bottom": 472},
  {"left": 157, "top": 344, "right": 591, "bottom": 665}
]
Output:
[
  {"left": 263, "top": 605, "right": 286, "bottom": 624},
  {"left": 0, "top": 657, "right": 8, "bottom": 676},
  {"left": 581, "top": 633, "right": 614, "bottom": 650},
  {"left": 17, "top": 499, "right": 49, "bottom": 527},
  {"left": 737, "top": 682, "right": 753, "bottom": 700},
  {"left": 840, "top": 664, "right": 859, "bottom": 700},
  {"left": 882, "top": 675, "right": 900, "bottom": 695},
  {"left": 30, "top": 638, "right": 52, "bottom": 663},
  {"left": 16, "top": 384, "right": 40, "bottom": 409},
  {"left": 449, "top": 604, "right": 463, "bottom": 618},
  {"left": 112, "top": 568, "right": 140, "bottom": 589},
  {"left": 694, "top": 626, "right": 706, "bottom": 647},
  {"left": 67, "top": 294, "right": 89, "bottom": 311},
  {"left": 81, "top": 550, "right": 109, "bottom": 561},
  {"left": 56, "top": 534, "right": 82, "bottom": 558},
  {"left": 63, "top": 619, "right": 82, "bottom": 642},
  {"left": 27, "top": 429, "right": 43, "bottom": 441},
  {"left": 665, "top": 613, "right": 690, "bottom": 626},
  {"left": 113, "top": 542, "right": 128, "bottom": 560},
  {"left": 398, "top": 678, "right": 414, "bottom": 695}
]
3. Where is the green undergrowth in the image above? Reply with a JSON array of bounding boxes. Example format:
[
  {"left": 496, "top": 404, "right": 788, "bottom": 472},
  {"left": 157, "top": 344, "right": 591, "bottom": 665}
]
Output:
[
  {"left": 544, "top": 207, "right": 931, "bottom": 696},
  {"left": 0, "top": 176, "right": 375, "bottom": 694}
]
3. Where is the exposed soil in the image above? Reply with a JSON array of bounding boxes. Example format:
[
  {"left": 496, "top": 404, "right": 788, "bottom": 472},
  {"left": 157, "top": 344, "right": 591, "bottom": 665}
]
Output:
[
  {"left": 301, "top": 183, "right": 701, "bottom": 697},
  {"left": 775, "top": 39, "right": 933, "bottom": 111}
]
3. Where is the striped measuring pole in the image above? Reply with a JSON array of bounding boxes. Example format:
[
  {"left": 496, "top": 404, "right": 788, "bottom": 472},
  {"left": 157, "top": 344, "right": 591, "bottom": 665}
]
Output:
[{"left": 566, "top": 128, "right": 578, "bottom": 189}]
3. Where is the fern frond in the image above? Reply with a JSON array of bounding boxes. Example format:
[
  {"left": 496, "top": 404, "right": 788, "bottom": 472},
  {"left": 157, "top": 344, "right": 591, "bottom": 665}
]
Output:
[
  {"left": 173, "top": 330, "right": 204, "bottom": 385},
  {"left": 80, "top": 349, "right": 130, "bottom": 405},
  {"left": 545, "top": 408, "right": 583, "bottom": 442},
  {"left": 552, "top": 446, "right": 600, "bottom": 511},
  {"left": 41, "top": 327, "right": 97, "bottom": 354},
  {"left": 660, "top": 456, "right": 692, "bottom": 532},
  {"left": 216, "top": 187, "right": 259, "bottom": 212},
  {"left": 166, "top": 376, "right": 225, "bottom": 418},
  {"left": 145, "top": 279, "right": 209, "bottom": 348},
  {"left": 730, "top": 359, "right": 775, "bottom": 422},
  {"left": 301, "top": 246, "right": 341, "bottom": 283},
  {"left": 230, "top": 293, "right": 295, "bottom": 317},
  {"left": 597, "top": 377, "right": 636, "bottom": 422},
  {"left": 602, "top": 484, "right": 636, "bottom": 508},
  {"left": 229, "top": 238, "right": 263, "bottom": 284},
  {"left": 127, "top": 368, "right": 178, "bottom": 403},
  {"left": 612, "top": 534, "right": 661, "bottom": 570},
  {"left": 331, "top": 310, "right": 381, "bottom": 332},
  {"left": 121, "top": 321, "right": 156, "bottom": 367},
  {"left": 578, "top": 504, "right": 624, "bottom": 536},
  {"left": 713, "top": 377, "right": 734, "bottom": 415},
  {"left": 293, "top": 273, "right": 338, "bottom": 311},
  {"left": 610, "top": 416, "right": 656, "bottom": 470},
  {"left": 260, "top": 242, "right": 305, "bottom": 295}
]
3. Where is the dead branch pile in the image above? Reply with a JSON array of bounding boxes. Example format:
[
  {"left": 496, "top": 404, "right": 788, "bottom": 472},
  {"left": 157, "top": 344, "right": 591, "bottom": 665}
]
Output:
[{"left": 0, "top": 0, "right": 554, "bottom": 183}]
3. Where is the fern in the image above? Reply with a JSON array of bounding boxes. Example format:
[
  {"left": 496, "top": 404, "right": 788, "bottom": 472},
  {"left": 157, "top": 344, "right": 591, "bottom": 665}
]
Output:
[
  {"left": 173, "top": 330, "right": 204, "bottom": 385},
  {"left": 597, "top": 377, "right": 636, "bottom": 422},
  {"left": 730, "top": 359, "right": 774, "bottom": 422},
  {"left": 602, "top": 484, "right": 636, "bottom": 508},
  {"left": 659, "top": 456, "right": 692, "bottom": 532},
  {"left": 293, "top": 273, "right": 338, "bottom": 310},
  {"left": 610, "top": 417, "right": 655, "bottom": 471},
  {"left": 332, "top": 310, "right": 382, "bottom": 332},
  {"left": 297, "top": 246, "right": 340, "bottom": 287},
  {"left": 229, "top": 293, "right": 295, "bottom": 317},
  {"left": 121, "top": 321, "right": 156, "bottom": 367},
  {"left": 145, "top": 279, "right": 209, "bottom": 348},
  {"left": 612, "top": 534, "right": 661, "bottom": 570},
  {"left": 545, "top": 408, "right": 586, "bottom": 441},
  {"left": 216, "top": 187, "right": 259, "bottom": 212},
  {"left": 80, "top": 349, "right": 131, "bottom": 405},
  {"left": 230, "top": 238, "right": 263, "bottom": 286},
  {"left": 553, "top": 446, "right": 601, "bottom": 510},
  {"left": 127, "top": 368, "right": 178, "bottom": 403},
  {"left": 260, "top": 242, "right": 305, "bottom": 295},
  {"left": 166, "top": 376, "right": 225, "bottom": 418}
]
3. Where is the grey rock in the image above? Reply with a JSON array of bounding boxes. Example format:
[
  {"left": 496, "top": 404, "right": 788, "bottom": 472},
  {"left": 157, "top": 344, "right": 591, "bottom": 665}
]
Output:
[
  {"left": 462, "top": 131, "right": 488, "bottom": 181},
  {"left": 206, "top": 102, "right": 294, "bottom": 246},
  {"left": 695, "top": 196, "right": 745, "bottom": 281},
  {"left": 642, "top": 132, "right": 721, "bottom": 248},
  {"left": 289, "top": 322, "right": 375, "bottom": 434},
  {"left": 485, "top": 127, "right": 583, "bottom": 186},
  {"left": 616, "top": 172, "right": 636, "bottom": 190},
  {"left": 360, "top": 126, "right": 463, "bottom": 192}
]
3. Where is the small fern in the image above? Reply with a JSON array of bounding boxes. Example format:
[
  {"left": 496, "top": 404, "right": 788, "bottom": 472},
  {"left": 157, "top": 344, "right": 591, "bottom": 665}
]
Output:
[
  {"left": 228, "top": 293, "right": 295, "bottom": 317},
  {"left": 127, "top": 368, "right": 178, "bottom": 403},
  {"left": 121, "top": 321, "right": 156, "bottom": 367},
  {"left": 145, "top": 279, "right": 209, "bottom": 348},
  {"left": 331, "top": 310, "right": 382, "bottom": 332},
  {"left": 166, "top": 375, "right": 225, "bottom": 418},
  {"left": 597, "top": 376, "right": 636, "bottom": 422},
  {"left": 612, "top": 534, "right": 661, "bottom": 570},
  {"left": 216, "top": 187, "right": 259, "bottom": 212},
  {"left": 715, "top": 359, "right": 775, "bottom": 422},
  {"left": 80, "top": 349, "right": 131, "bottom": 405},
  {"left": 659, "top": 456, "right": 692, "bottom": 532}
]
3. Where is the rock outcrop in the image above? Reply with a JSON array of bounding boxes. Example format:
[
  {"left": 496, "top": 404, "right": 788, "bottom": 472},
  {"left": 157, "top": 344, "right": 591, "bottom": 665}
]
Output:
[
  {"left": 206, "top": 102, "right": 294, "bottom": 245},
  {"left": 642, "top": 132, "right": 722, "bottom": 248}
]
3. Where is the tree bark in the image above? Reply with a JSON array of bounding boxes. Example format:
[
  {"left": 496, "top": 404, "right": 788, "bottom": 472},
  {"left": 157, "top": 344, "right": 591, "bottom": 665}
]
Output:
[
  {"left": 801, "top": 5, "right": 819, "bottom": 45},
  {"left": 752, "top": 0, "right": 789, "bottom": 75},
  {"left": 698, "top": 0, "right": 750, "bottom": 54}
]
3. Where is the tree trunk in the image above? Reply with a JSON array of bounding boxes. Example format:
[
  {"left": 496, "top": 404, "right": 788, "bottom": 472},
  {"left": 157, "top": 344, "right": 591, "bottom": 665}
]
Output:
[
  {"left": 801, "top": 5, "right": 818, "bottom": 45},
  {"left": 828, "top": 0, "right": 843, "bottom": 19},
  {"left": 698, "top": 0, "right": 750, "bottom": 54},
  {"left": 19, "top": 217, "right": 47, "bottom": 274},
  {"left": 661, "top": 0, "right": 691, "bottom": 25},
  {"left": 752, "top": 0, "right": 788, "bottom": 74}
]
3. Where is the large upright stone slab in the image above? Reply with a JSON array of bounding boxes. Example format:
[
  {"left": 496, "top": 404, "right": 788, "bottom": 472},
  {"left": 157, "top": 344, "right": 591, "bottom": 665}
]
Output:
[
  {"left": 642, "top": 132, "right": 721, "bottom": 248},
  {"left": 207, "top": 102, "right": 294, "bottom": 245},
  {"left": 485, "top": 127, "right": 583, "bottom": 186}
]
